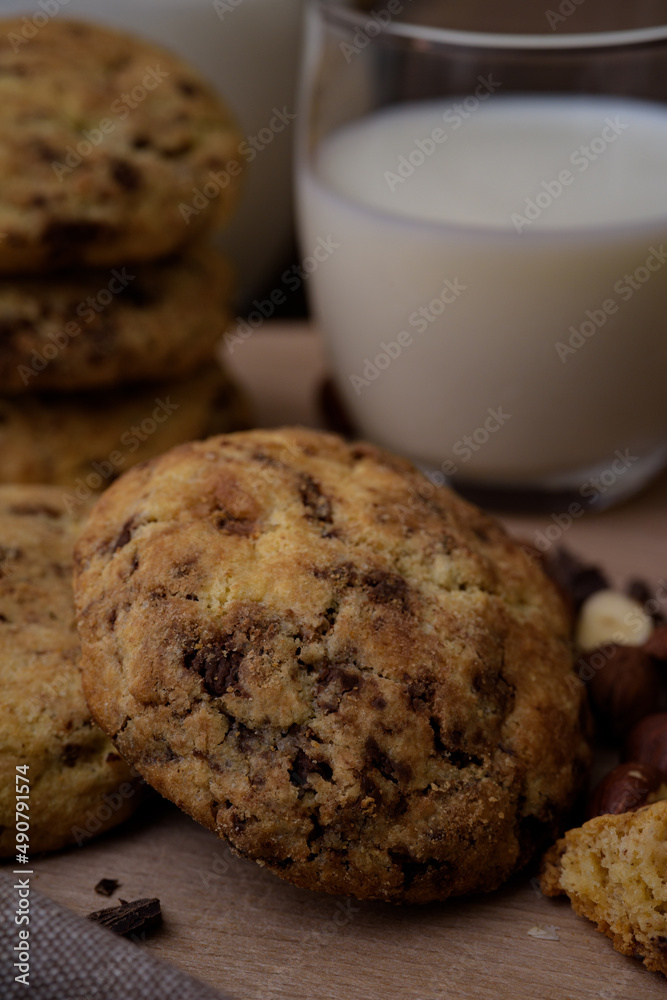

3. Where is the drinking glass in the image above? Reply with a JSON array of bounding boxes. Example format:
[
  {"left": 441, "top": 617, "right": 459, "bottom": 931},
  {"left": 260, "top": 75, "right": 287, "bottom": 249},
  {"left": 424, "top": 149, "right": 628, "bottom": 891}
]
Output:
[{"left": 296, "top": 0, "right": 667, "bottom": 511}]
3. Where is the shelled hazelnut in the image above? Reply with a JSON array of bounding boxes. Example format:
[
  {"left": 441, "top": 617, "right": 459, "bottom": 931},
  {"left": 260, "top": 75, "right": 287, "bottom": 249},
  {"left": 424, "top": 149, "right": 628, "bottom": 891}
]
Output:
[{"left": 576, "top": 589, "right": 653, "bottom": 651}]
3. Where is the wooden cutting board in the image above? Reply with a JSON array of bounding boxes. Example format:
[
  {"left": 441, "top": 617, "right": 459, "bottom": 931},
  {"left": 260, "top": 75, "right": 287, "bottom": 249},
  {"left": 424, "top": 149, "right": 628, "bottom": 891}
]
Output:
[{"left": 32, "top": 326, "right": 667, "bottom": 999}]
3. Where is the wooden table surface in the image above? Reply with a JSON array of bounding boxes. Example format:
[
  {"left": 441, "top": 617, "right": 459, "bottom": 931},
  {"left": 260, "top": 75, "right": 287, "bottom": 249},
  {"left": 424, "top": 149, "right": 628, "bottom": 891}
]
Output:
[{"left": 31, "top": 326, "right": 667, "bottom": 1000}]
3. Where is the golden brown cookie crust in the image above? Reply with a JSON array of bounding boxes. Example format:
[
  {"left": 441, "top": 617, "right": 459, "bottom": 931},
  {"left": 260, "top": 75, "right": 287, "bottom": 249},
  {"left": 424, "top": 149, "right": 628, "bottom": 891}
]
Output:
[
  {"left": 0, "top": 246, "right": 234, "bottom": 393},
  {"left": 0, "top": 486, "right": 138, "bottom": 856},
  {"left": 541, "top": 801, "right": 667, "bottom": 977},
  {"left": 0, "top": 18, "right": 242, "bottom": 272},
  {"left": 74, "top": 428, "right": 589, "bottom": 903},
  {"left": 0, "top": 364, "right": 251, "bottom": 489}
]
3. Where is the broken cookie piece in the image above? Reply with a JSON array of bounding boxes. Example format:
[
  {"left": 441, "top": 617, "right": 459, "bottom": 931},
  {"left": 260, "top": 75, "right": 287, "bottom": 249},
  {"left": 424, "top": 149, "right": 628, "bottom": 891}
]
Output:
[{"left": 541, "top": 800, "right": 667, "bottom": 977}]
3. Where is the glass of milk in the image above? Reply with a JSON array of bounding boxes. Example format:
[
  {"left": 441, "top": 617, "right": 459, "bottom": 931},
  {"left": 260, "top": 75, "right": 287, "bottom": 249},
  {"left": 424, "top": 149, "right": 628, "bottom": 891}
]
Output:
[{"left": 297, "top": 0, "right": 667, "bottom": 511}]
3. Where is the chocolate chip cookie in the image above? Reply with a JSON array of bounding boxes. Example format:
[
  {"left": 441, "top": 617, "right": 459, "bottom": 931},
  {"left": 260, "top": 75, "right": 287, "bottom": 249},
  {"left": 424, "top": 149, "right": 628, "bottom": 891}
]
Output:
[
  {"left": 0, "top": 486, "right": 138, "bottom": 855},
  {"left": 0, "top": 18, "right": 242, "bottom": 272},
  {"left": 0, "top": 364, "right": 251, "bottom": 489},
  {"left": 0, "top": 246, "right": 234, "bottom": 393},
  {"left": 74, "top": 428, "right": 589, "bottom": 903}
]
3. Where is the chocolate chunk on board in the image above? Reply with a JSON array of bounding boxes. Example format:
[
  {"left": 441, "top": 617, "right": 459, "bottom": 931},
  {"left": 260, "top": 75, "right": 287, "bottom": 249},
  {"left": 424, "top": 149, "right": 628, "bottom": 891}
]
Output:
[
  {"left": 94, "top": 878, "right": 120, "bottom": 897},
  {"left": 87, "top": 897, "right": 161, "bottom": 936}
]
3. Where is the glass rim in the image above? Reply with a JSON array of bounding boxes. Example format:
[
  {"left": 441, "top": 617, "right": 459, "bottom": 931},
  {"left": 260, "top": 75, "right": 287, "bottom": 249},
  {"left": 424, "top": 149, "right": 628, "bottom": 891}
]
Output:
[{"left": 315, "top": 0, "right": 667, "bottom": 51}]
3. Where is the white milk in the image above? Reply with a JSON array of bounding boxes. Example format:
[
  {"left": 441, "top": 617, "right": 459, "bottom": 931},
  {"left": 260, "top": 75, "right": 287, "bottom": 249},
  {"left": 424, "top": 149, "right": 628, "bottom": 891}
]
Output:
[
  {"left": 7, "top": 0, "right": 303, "bottom": 302},
  {"left": 298, "top": 95, "right": 667, "bottom": 487}
]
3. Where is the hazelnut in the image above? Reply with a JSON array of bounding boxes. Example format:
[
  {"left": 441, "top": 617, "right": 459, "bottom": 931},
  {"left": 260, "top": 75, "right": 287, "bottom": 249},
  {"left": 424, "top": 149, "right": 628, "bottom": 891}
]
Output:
[
  {"left": 587, "top": 762, "right": 667, "bottom": 819},
  {"left": 644, "top": 625, "right": 667, "bottom": 661},
  {"left": 623, "top": 712, "right": 667, "bottom": 773},
  {"left": 576, "top": 589, "right": 653, "bottom": 651},
  {"left": 582, "top": 643, "right": 661, "bottom": 739}
]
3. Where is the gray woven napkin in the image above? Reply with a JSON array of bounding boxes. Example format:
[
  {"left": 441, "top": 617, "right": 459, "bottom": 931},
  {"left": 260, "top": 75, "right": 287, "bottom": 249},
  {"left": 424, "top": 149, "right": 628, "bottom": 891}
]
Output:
[{"left": 0, "top": 873, "right": 231, "bottom": 1000}]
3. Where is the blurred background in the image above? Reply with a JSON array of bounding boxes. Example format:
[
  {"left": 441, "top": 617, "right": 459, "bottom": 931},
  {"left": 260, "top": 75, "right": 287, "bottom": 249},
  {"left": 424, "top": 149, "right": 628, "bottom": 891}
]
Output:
[
  {"left": 2, "top": 0, "right": 306, "bottom": 313},
  {"left": 4, "top": 0, "right": 667, "bottom": 324}
]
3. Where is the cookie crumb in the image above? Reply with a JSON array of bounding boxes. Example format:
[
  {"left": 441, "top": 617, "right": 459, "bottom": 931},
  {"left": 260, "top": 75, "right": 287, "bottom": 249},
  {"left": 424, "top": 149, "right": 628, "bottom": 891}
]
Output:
[{"left": 527, "top": 924, "right": 560, "bottom": 940}]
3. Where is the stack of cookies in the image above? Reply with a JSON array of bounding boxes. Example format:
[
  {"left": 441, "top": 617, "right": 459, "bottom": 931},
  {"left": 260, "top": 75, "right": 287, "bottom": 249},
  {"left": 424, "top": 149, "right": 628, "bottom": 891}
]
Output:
[
  {"left": 0, "top": 485, "right": 140, "bottom": 856},
  {"left": 0, "top": 18, "right": 250, "bottom": 495}
]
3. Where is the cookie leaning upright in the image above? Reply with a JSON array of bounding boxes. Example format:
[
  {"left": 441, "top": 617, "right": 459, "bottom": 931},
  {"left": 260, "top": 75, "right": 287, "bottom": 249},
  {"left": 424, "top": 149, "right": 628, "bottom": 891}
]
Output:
[
  {"left": 0, "top": 18, "right": 243, "bottom": 272},
  {"left": 0, "top": 486, "right": 139, "bottom": 856},
  {"left": 74, "top": 427, "right": 590, "bottom": 903}
]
